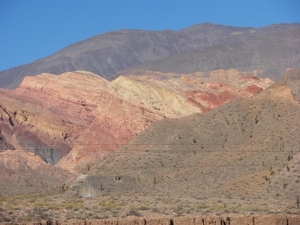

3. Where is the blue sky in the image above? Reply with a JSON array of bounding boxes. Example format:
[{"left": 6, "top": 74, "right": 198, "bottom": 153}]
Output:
[{"left": 1, "top": 0, "right": 300, "bottom": 72}]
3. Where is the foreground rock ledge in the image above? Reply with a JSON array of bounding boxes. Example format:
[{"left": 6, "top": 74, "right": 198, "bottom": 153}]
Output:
[{"left": 2, "top": 215, "right": 300, "bottom": 225}]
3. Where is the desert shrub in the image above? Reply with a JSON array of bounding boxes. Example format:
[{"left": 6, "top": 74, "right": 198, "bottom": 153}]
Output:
[
  {"left": 151, "top": 207, "right": 160, "bottom": 213},
  {"left": 75, "top": 215, "right": 86, "bottom": 220},
  {"left": 65, "top": 202, "right": 84, "bottom": 210},
  {"left": 1, "top": 217, "right": 11, "bottom": 222},
  {"left": 111, "top": 210, "right": 120, "bottom": 217},
  {"left": 243, "top": 205, "right": 261, "bottom": 212},
  {"left": 13, "top": 207, "right": 21, "bottom": 211},
  {"left": 0, "top": 197, "right": 6, "bottom": 206},
  {"left": 195, "top": 203, "right": 208, "bottom": 211},
  {"left": 139, "top": 206, "right": 150, "bottom": 211},
  {"left": 34, "top": 201, "right": 47, "bottom": 208},
  {"left": 99, "top": 201, "right": 121, "bottom": 210},
  {"left": 210, "top": 204, "right": 224, "bottom": 211},
  {"left": 127, "top": 209, "right": 141, "bottom": 217},
  {"left": 172, "top": 204, "right": 187, "bottom": 215},
  {"left": 91, "top": 215, "right": 102, "bottom": 219},
  {"left": 47, "top": 203, "right": 60, "bottom": 210}
]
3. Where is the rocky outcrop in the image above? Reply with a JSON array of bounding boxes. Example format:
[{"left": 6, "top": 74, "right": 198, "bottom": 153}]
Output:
[{"left": 0, "top": 70, "right": 272, "bottom": 173}]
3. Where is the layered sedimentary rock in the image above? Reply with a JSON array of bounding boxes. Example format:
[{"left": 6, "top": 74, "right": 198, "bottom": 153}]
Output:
[
  {"left": 70, "top": 71, "right": 300, "bottom": 218},
  {"left": 0, "top": 70, "right": 272, "bottom": 173}
]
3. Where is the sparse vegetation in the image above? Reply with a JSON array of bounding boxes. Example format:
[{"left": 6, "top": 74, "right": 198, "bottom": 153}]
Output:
[
  {"left": 127, "top": 209, "right": 141, "bottom": 217},
  {"left": 1, "top": 70, "right": 300, "bottom": 223}
]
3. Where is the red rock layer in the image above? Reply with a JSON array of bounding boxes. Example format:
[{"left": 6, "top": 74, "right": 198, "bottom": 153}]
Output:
[{"left": 0, "top": 70, "right": 273, "bottom": 173}]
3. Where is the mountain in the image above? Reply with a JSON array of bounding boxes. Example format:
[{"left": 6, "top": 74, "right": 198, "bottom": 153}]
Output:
[
  {"left": 0, "top": 70, "right": 271, "bottom": 173},
  {"left": 72, "top": 70, "right": 300, "bottom": 215},
  {"left": 121, "top": 26, "right": 300, "bottom": 81},
  {"left": 0, "top": 70, "right": 298, "bottom": 224},
  {"left": 0, "top": 23, "right": 299, "bottom": 89}
]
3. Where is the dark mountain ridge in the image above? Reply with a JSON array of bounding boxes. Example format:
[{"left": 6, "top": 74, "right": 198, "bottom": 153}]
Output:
[
  {"left": 1, "top": 23, "right": 299, "bottom": 89},
  {"left": 120, "top": 26, "right": 300, "bottom": 80}
]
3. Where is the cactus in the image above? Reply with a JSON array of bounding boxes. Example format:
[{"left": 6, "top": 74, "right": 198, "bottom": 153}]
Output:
[{"left": 254, "top": 114, "right": 258, "bottom": 124}]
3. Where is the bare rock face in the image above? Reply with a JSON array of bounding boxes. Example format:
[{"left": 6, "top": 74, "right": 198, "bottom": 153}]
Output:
[{"left": 0, "top": 70, "right": 272, "bottom": 173}]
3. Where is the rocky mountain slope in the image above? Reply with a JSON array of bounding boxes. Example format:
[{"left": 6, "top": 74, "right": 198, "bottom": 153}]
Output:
[
  {"left": 0, "top": 70, "right": 271, "bottom": 175},
  {"left": 0, "top": 150, "right": 74, "bottom": 196},
  {"left": 122, "top": 25, "right": 300, "bottom": 81},
  {"left": 0, "top": 71, "right": 297, "bottom": 223},
  {"left": 0, "top": 23, "right": 299, "bottom": 89},
  {"left": 72, "top": 70, "right": 300, "bottom": 215}
]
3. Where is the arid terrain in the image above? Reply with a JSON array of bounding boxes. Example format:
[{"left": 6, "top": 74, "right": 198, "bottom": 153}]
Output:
[
  {"left": 0, "top": 23, "right": 299, "bottom": 224},
  {"left": 0, "top": 70, "right": 299, "bottom": 223},
  {"left": 0, "top": 69, "right": 271, "bottom": 175}
]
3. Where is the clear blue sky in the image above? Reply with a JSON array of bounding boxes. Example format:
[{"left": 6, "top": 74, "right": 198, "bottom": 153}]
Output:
[{"left": 1, "top": 0, "right": 300, "bottom": 71}]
